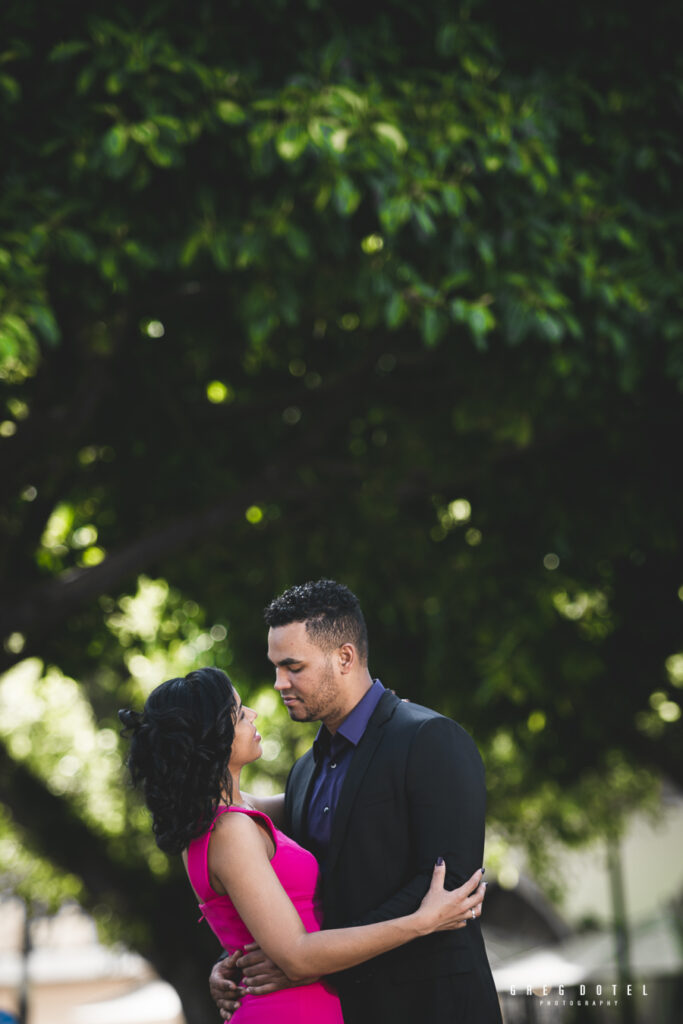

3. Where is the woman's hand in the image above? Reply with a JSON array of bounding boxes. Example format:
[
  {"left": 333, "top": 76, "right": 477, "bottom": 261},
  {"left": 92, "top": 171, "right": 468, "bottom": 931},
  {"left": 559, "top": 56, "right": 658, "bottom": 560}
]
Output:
[{"left": 416, "top": 862, "right": 486, "bottom": 934}]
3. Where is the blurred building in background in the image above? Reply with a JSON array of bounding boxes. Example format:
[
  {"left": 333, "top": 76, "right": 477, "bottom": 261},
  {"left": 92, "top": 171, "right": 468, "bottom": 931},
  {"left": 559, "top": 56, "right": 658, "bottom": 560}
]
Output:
[
  {"left": 0, "top": 900, "right": 181, "bottom": 1024},
  {"left": 487, "top": 781, "right": 683, "bottom": 1023}
]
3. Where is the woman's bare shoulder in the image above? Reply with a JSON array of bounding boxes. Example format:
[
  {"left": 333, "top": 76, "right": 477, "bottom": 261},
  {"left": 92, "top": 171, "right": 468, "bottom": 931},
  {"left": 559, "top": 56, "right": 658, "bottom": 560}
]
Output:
[{"left": 211, "top": 808, "right": 274, "bottom": 860}]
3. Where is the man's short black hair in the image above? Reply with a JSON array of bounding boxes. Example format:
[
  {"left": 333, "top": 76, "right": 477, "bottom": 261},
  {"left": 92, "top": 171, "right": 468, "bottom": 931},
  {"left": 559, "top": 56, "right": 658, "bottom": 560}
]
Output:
[{"left": 264, "top": 579, "right": 368, "bottom": 663}]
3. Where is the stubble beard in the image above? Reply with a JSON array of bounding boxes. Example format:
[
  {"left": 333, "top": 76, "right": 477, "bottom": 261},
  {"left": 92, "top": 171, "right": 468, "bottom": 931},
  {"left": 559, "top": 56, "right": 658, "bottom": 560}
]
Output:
[{"left": 288, "top": 658, "right": 344, "bottom": 724}]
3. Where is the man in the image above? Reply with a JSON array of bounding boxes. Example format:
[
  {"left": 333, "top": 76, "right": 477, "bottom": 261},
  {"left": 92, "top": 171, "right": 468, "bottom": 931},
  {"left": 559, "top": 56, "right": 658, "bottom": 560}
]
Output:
[{"left": 210, "top": 579, "right": 502, "bottom": 1023}]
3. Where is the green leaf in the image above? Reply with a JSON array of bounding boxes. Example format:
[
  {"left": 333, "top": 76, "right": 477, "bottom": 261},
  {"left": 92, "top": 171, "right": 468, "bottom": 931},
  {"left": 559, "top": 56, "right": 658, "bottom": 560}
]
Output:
[
  {"left": 372, "top": 122, "right": 408, "bottom": 155},
  {"left": 216, "top": 100, "right": 246, "bottom": 125},
  {"left": 476, "top": 237, "right": 495, "bottom": 266},
  {"left": 441, "top": 271, "right": 471, "bottom": 290},
  {"left": 58, "top": 229, "right": 97, "bottom": 264},
  {"left": 378, "top": 196, "right": 412, "bottom": 233},
  {"left": 49, "top": 40, "right": 89, "bottom": 62},
  {"left": 129, "top": 121, "right": 160, "bottom": 145},
  {"left": 285, "top": 227, "right": 311, "bottom": 261},
  {"left": 102, "top": 124, "right": 128, "bottom": 158},
  {"left": 535, "top": 311, "right": 564, "bottom": 343},
  {"left": 147, "top": 144, "right": 177, "bottom": 167},
  {"left": 441, "top": 184, "right": 465, "bottom": 217},
  {"left": 330, "top": 128, "right": 349, "bottom": 153},
  {"left": 28, "top": 305, "right": 61, "bottom": 346},
  {"left": 276, "top": 124, "right": 308, "bottom": 161},
  {"left": 1, "top": 314, "right": 34, "bottom": 344},
  {"left": 413, "top": 204, "right": 436, "bottom": 236},
  {"left": 385, "top": 292, "right": 408, "bottom": 329},
  {"left": 180, "top": 232, "right": 205, "bottom": 267},
  {"left": 467, "top": 305, "right": 495, "bottom": 338},
  {"left": 333, "top": 175, "right": 361, "bottom": 216},
  {"left": 331, "top": 85, "right": 366, "bottom": 112},
  {"left": 0, "top": 73, "right": 20, "bottom": 101},
  {"left": 436, "top": 23, "right": 460, "bottom": 58},
  {"left": 421, "top": 307, "right": 446, "bottom": 347}
]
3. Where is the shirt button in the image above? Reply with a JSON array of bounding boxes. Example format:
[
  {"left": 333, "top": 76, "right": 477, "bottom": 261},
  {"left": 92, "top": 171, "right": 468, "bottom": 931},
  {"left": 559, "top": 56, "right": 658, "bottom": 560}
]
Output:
[
  {"left": 323, "top": 806, "right": 330, "bottom": 814},
  {"left": 330, "top": 762, "right": 337, "bottom": 769}
]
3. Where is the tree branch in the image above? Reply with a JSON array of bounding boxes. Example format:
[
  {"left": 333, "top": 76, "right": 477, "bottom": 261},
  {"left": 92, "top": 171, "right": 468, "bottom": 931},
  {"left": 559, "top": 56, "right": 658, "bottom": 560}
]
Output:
[{"left": 0, "top": 468, "right": 323, "bottom": 642}]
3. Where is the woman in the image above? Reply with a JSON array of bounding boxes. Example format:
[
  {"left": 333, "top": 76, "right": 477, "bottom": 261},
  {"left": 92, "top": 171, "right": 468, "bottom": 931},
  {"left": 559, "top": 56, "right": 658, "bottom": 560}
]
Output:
[{"left": 120, "top": 667, "right": 486, "bottom": 1023}]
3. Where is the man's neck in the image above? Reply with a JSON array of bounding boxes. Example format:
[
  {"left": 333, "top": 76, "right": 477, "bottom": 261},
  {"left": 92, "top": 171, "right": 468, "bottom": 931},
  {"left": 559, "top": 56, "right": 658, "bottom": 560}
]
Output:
[{"left": 322, "top": 670, "right": 374, "bottom": 734}]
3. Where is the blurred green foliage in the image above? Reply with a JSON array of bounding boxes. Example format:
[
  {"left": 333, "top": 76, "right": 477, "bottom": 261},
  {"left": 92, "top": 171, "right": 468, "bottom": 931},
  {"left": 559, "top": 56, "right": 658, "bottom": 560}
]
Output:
[{"left": 0, "top": 1, "right": 682, "bottom": 1019}]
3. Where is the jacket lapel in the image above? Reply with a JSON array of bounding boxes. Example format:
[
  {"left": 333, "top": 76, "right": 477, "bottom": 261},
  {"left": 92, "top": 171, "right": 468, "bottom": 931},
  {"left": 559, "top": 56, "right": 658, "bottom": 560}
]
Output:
[
  {"left": 325, "top": 690, "right": 400, "bottom": 874},
  {"left": 289, "top": 750, "right": 317, "bottom": 844}
]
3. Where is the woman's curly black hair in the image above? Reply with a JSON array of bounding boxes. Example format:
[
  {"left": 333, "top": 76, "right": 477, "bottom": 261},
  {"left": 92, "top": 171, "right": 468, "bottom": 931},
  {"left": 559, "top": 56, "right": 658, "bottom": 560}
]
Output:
[{"left": 119, "top": 667, "right": 238, "bottom": 854}]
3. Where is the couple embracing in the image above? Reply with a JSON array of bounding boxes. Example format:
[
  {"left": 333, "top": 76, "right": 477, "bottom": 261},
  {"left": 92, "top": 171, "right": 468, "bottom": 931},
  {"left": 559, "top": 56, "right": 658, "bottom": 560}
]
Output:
[{"left": 121, "top": 579, "right": 502, "bottom": 1023}]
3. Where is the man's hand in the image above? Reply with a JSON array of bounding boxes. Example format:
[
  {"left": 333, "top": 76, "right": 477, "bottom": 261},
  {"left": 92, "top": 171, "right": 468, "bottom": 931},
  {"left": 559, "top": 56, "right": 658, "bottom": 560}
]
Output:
[
  {"left": 209, "top": 951, "right": 246, "bottom": 1021},
  {"left": 236, "top": 942, "right": 318, "bottom": 994}
]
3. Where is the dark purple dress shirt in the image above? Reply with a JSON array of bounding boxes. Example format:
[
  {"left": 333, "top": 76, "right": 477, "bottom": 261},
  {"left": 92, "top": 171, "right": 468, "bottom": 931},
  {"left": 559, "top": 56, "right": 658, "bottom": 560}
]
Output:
[{"left": 306, "top": 679, "right": 385, "bottom": 867}]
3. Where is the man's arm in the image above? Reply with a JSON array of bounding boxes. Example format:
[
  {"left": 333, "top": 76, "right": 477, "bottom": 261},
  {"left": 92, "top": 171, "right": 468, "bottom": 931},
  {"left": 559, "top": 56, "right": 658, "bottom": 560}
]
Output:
[
  {"left": 241, "top": 791, "right": 286, "bottom": 830},
  {"left": 350, "top": 716, "right": 486, "bottom": 926}
]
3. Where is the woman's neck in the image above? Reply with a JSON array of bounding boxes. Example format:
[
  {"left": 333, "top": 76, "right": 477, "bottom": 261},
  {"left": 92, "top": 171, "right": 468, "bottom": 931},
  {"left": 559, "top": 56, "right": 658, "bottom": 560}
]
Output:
[{"left": 227, "top": 767, "right": 248, "bottom": 807}]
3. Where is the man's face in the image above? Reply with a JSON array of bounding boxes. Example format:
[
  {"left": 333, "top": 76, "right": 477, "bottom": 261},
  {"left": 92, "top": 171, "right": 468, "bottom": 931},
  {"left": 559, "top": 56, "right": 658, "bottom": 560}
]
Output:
[{"left": 267, "top": 621, "right": 345, "bottom": 725}]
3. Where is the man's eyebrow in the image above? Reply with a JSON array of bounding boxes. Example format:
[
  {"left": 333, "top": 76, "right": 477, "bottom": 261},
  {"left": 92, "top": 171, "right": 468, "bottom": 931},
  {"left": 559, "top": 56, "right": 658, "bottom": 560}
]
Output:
[{"left": 274, "top": 656, "right": 303, "bottom": 666}]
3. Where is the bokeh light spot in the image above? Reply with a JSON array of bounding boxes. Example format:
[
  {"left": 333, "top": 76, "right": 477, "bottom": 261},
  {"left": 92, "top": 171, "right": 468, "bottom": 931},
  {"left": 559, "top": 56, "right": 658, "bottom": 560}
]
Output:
[
  {"left": 72, "top": 525, "right": 98, "bottom": 548},
  {"left": 145, "top": 320, "right": 165, "bottom": 338},
  {"left": 282, "top": 406, "right": 302, "bottom": 425},
  {"left": 527, "top": 710, "right": 547, "bottom": 733},
  {"left": 658, "top": 701, "right": 681, "bottom": 722},
  {"left": 449, "top": 499, "right": 471, "bottom": 522},
  {"left": 376, "top": 353, "right": 396, "bottom": 373},
  {"left": 206, "top": 380, "right": 234, "bottom": 404},
  {"left": 498, "top": 864, "right": 520, "bottom": 889},
  {"left": 665, "top": 653, "right": 683, "bottom": 687},
  {"left": 361, "top": 234, "right": 384, "bottom": 254},
  {"left": 4, "top": 632, "right": 25, "bottom": 655},
  {"left": 339, "top": 313, "right": 360, "bottom": 331},
  {"left": 80, "top": 546, "right": 105, "bottom": 566}
]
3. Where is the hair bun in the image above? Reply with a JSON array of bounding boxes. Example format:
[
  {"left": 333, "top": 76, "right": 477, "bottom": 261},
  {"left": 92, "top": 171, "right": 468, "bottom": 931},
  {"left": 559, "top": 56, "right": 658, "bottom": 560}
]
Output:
[{"left": 118, "top": 708, "right": 142, "bottom": 732}]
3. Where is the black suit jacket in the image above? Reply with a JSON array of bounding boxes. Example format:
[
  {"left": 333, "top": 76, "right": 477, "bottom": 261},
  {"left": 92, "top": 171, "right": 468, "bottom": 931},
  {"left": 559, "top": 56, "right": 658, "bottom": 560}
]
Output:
[{"left": 285, "top": 691, "right": 502, "bottom": 1024}]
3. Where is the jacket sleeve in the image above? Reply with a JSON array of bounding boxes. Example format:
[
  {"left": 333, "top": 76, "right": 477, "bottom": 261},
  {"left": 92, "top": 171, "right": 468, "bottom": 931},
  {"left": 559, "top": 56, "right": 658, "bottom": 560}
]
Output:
[{"left": 350, "top": 715, "right": 486, "bottom": 926}]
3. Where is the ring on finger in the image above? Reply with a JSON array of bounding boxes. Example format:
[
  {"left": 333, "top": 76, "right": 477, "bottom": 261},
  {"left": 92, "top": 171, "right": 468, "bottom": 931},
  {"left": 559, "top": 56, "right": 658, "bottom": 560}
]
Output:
[{"left": 471, "top": 908, "right": 476, "bottom": 919}]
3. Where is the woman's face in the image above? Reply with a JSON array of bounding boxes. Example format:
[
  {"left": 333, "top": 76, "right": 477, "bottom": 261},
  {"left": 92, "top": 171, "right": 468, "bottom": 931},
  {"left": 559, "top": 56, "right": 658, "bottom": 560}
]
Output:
[{"left": 228, "top": 690, "right": 262, "bottom": 770}]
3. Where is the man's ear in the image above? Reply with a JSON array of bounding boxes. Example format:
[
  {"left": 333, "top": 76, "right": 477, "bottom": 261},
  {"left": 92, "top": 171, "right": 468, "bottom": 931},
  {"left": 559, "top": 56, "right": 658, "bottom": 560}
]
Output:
[{"left": 338, "top": 643, "right": 356, "bottom": 673}]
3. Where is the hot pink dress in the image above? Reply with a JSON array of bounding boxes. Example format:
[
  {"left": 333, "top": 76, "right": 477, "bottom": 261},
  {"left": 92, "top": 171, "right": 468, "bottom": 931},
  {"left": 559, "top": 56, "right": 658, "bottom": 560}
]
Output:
[{"left": 187, "top": 806, "right": 344, "bottom": 1023}]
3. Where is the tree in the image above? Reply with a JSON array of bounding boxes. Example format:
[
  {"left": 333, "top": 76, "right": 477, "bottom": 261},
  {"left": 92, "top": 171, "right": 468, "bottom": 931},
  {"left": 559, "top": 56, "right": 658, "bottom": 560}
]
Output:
[{"left": 1, "top": 1, "right": 681, "bottom": 1019}]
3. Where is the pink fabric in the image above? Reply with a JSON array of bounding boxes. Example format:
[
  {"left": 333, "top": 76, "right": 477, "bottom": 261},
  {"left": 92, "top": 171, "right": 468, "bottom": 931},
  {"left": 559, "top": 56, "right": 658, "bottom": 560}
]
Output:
[{"left": 187, "top": 806, "right": 343, "bottom": 1023}]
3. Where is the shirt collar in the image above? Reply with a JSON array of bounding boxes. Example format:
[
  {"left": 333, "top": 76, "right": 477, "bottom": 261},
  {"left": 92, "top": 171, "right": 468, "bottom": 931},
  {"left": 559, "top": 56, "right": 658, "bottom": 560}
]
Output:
[{"left": 313, "top": 679, "right": 385, "bottom": 759}]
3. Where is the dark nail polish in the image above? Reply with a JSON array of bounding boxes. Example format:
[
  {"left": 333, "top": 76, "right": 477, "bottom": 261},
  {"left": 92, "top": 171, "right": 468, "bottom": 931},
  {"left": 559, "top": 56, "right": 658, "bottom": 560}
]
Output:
[
  {"left": 436, "top": 856, "right": 444, "bottom": 865},
  {"left": 481, "top": 867, "right": 485, "bottom": 875}
]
